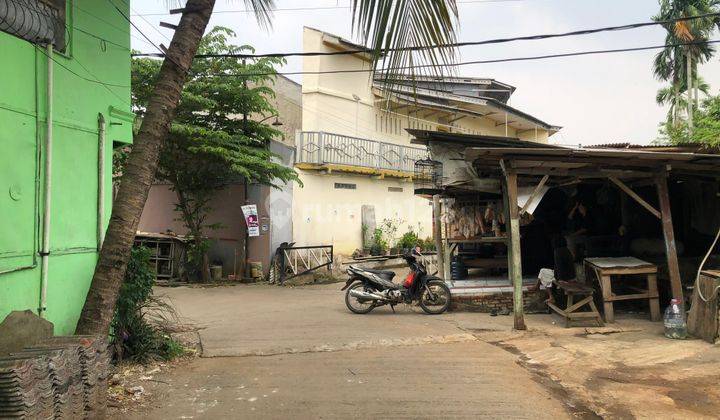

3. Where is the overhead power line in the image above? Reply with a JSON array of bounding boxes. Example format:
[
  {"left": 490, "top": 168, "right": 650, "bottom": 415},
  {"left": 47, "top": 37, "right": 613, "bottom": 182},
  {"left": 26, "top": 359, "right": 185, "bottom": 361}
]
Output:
[
  {"left": 204, "top": 39, "right": 720, "bottom": 78},
  {"left": 130, "top": 0, "right": 531, "bottom": 17},
  {"left": 51, "top": 38, "right": 720, "bottom": 100},
  {"left": 131, "top": 12, "right": 720, "bottom": 59}
]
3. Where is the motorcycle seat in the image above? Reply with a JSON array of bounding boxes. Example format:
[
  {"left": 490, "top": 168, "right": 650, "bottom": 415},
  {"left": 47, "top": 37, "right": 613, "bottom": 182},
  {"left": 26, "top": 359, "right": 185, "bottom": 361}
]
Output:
[{"left": 362, "top": 268, "right": 396, "bottom": 281}]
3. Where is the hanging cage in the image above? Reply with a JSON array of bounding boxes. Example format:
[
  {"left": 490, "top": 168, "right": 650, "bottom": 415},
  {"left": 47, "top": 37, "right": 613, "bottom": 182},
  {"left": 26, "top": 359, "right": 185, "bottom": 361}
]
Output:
[{"left": 414, "top": 158, "right": 443, "bottom": 195}]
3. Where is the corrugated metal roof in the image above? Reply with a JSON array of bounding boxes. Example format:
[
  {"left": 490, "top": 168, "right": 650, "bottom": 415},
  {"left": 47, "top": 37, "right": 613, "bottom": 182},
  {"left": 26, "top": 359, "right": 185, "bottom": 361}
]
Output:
[
  {"left": 408, "top": 129, "right": 564, "bottom": 148},
  {"left": 464, "top": 146, "right": 720, "bottom": 181},
  {"left": 589, "top": 142, "right": 720, "bottom": 154}
]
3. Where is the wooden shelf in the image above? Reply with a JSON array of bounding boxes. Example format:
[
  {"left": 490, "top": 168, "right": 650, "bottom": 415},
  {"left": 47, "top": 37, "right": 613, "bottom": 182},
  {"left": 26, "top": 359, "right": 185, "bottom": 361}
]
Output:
[
  {"left": 447, "top": 236, "right": 508, "bottom": 244},
  {"left": 463, "top": 258, "right": 508, "bottom": 269}
]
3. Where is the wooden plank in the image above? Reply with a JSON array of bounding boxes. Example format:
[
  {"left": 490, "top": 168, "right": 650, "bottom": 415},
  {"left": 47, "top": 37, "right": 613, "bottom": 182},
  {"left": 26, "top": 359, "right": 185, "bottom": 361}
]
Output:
[
  {"left": 605, "top": 293, "right": 657, "bottom": 302},
  {"left": 447, "top": 236, "right": 508, "bottom": 244},
  {"left": 547, "top": 302, "right": 567, "bottom": 317},
  {"left": 584, "top": 265, "right": 657, "bottom": 275},
  {"left": 600, "top": 275, "right": 614, "bottom": 323},
  {"left": 568, "top": 312, "right": 606, "bottom": 319},
  {"left": 687, "top": 273, "right": 720, "bottom": 343},
  {"left": 647, "top": 273, "right": 661, "bottom": 322},
  {"left": 656, "top": 174, "right": 685, "bottom": 303},
  {"left": 609, "top": 176, "right": 661, "bottom": 219},
  {"left": 504, "top": 169, "right": 526, "bottom": 330},
  {"left": 432, "top": 195, "right": 445, "bottom": 279},
  {"left": 565, "top": 295, "right": 594, "bottom": 314},
  {"left": 519, "top": 175, "right": 549, "bottom": 216}
]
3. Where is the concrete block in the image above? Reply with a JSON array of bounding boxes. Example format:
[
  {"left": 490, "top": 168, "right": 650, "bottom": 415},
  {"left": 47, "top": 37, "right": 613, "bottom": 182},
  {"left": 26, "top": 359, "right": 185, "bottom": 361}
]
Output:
[{"left": 0, "top": 310, "right": 53, "bottom": 356}]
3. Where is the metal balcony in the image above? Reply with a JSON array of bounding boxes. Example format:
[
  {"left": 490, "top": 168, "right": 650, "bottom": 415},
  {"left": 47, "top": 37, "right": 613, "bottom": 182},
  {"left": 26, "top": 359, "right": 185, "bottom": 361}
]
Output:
[{"left": 295, "top": 131, "right": 427, "bottom": 177}]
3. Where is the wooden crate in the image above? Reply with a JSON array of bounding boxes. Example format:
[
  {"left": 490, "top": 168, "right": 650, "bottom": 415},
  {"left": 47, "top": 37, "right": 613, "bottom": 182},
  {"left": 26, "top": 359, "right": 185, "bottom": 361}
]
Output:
[{"left": 688, "top": 270, "right": 720, "bottom": 344}]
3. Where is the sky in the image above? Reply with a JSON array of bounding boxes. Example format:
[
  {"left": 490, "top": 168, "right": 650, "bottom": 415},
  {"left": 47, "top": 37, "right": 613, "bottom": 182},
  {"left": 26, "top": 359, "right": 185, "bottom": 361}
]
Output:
[{"left": 128, "top": 0, "right": 720, "bottom": 146}]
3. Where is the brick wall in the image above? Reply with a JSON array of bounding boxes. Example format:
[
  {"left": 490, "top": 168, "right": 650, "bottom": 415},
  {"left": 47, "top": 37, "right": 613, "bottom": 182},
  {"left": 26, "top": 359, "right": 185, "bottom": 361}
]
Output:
[{"left": 451, "top": 289, "right": 548, "bottom": 313}]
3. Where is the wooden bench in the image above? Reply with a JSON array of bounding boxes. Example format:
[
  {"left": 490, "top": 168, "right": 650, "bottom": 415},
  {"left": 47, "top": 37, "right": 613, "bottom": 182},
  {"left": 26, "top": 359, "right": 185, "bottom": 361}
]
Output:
[
  {"left": 585, "top": 257, "right": 660, "bottom": 323},
  {"left": 547, "top": 280, "right": 604, "bottom": 327}
]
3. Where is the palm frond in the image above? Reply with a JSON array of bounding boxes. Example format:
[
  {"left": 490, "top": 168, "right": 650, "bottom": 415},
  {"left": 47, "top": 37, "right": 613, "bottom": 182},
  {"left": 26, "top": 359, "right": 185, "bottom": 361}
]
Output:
[
  {"left": 350, "top": 0, "right": 459, "bottom": 83},
  {"left": 163, "top": 0, "right": 276, "bottom": 29}
]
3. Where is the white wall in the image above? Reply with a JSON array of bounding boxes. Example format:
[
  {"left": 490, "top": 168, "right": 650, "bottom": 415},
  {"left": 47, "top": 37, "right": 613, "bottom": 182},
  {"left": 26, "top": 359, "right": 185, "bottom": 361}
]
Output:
[
  {"left": 294, "top": 27, "right": 551, "bottom": 254},
  {"left": 292, "top": 172, "right": 433, "bottom": 254}
]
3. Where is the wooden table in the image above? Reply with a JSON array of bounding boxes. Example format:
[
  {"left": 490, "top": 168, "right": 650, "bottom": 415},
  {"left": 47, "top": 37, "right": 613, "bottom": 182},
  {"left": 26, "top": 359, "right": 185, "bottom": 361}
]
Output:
[{"left": 584, "top": 257, "right": 661, "bottom": 323}]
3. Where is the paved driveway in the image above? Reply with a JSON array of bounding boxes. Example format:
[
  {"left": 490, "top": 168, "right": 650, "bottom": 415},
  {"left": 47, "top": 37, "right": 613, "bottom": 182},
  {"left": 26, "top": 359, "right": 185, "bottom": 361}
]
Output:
[
  {"left": 127, "top": 284, "right": 571, "bottom": 419},
  {"left": 157, "top": 283, "right": 471, "bottom": 357}
]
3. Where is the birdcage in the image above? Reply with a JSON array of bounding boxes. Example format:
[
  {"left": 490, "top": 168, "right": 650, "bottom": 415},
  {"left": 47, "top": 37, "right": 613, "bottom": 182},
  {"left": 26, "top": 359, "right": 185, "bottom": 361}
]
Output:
[{"left": 414, "top": 158, "right": 443, "bottom": 195}]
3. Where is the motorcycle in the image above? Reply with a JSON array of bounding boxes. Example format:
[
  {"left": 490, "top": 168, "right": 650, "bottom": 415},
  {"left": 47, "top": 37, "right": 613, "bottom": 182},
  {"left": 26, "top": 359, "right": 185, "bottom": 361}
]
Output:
[{"left": 341, "top": 251, "right": 451, "bottom": 315}]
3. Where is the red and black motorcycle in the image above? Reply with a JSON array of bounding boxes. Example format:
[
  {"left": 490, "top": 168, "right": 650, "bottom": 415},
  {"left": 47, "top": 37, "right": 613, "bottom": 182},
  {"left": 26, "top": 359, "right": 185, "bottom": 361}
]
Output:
[{"left": 341, "top": 251, "right": 451, "bottom": 315}]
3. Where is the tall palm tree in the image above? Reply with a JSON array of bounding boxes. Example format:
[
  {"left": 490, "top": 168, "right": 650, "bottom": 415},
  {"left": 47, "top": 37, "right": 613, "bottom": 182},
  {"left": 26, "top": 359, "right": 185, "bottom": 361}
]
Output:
[
  {"left": 76, "top": 0, "right": 460, "bottom": 335},
  {"left": 656, "top": 76, "right": 710, "bottom": 121},
  {"left": 653, "top": 0, "right": 719, "bottom": 129}
]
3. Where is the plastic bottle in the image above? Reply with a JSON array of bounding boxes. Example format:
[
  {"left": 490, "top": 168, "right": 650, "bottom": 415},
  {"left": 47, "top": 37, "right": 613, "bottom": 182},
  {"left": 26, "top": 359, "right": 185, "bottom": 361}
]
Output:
[{"left": 663, "top": 298, "right": 687, "bottom": 339}]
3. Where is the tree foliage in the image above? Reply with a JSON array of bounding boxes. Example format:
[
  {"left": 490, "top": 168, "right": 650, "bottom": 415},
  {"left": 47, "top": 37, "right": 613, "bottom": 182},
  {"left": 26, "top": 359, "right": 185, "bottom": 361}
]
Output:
[
  {"left": 658, "top": 92, "right": 720, "bottom": 145},
  {"left": 131, "top": 27, "right": 299, "bottom": 280},
  {"left": 112, "top": 247, "right": 184, "bottom": 362},
  {"left": 652, "top": 0, "right": 720, "bottom": 122}
]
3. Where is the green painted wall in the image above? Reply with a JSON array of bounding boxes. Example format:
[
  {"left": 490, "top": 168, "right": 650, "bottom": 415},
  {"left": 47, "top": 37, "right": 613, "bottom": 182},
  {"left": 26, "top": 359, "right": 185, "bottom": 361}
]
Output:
[{"left": 0, "top": 1, "right": 133, "bottom": 335}]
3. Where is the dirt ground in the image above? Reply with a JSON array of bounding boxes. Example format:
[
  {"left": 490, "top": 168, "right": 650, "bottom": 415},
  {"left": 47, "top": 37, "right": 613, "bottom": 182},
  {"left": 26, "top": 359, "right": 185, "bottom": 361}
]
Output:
[{"left": 110, "top": 283, "right": 720, "bottom": 419}]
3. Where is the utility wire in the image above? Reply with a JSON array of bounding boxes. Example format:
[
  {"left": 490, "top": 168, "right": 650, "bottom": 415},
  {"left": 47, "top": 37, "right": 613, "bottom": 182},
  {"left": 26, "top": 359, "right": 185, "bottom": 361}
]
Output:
[
  {"left": 35, "top": 45, "right": 131, "bottom": 91},
  {"left": 73, "top": 1, "right": 156, "bottom": 49},
  {"left": 201, "top": 39, "right": 720, "bottom": 78},
  {"left": 131, "top": 12, "right": 720, "bottom": 59},
  {"left": 40, "top": 38, "right": 720, "bottom": 90},
  {"left": 131, "top": 0, "right": 531, "bottom": 16},
  {"left": 107, "top": 0, "right": 164, "bottom": 55},
  {"left": 106, "top": 0, "right": 188, "bottom": 73}
]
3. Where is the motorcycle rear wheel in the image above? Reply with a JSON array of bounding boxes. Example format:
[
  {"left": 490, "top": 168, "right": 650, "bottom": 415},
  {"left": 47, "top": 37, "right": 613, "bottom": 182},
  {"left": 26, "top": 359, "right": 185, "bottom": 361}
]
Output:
[
  {"left": 419, "top": 279, "right": 451, "bottom": 315},
  {"left": 345, "top": 282, "right": 376, "bottom": 314}
]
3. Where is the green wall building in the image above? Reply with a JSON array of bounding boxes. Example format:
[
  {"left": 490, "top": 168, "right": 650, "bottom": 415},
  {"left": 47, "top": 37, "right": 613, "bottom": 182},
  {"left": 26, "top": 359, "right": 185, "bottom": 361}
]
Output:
[{"left": 0, "top": 0, "right": 133, "bottom": 334}]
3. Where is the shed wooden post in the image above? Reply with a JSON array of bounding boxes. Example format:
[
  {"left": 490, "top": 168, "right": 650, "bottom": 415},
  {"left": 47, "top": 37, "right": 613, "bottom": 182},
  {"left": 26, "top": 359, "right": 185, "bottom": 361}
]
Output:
[
  {"left": 504, "top": 168, "right": 526, "bottom": 330},
  {"left": 655, "top": 174, "right": 684, "bottom": 305},
  {"left": 432, "top": 195, "right": 445, "bottom": 279}
]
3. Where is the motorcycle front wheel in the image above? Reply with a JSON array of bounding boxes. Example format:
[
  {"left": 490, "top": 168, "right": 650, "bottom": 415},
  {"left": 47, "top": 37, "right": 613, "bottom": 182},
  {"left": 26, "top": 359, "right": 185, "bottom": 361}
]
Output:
[
  {"left": 419, "top": 279, "right": 451, "bottom": 315},
  {"left": 345, "top": 282, "right": 376, "bottom": 314}
]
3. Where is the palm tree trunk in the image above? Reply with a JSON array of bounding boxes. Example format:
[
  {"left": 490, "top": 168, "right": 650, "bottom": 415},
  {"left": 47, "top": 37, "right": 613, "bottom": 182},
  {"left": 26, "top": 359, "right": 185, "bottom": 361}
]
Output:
[
  {"left": 673, "top": 82, "right": 680, "bottom": 125},
  {"left": 686, "top": 53, "right": 693, "bottom": 135},
  {"left": 75, "top": 0, "right": 216, "bottom": 335},
  {"left": 693, "top": 61, "right": 700, "bottom": 109}
]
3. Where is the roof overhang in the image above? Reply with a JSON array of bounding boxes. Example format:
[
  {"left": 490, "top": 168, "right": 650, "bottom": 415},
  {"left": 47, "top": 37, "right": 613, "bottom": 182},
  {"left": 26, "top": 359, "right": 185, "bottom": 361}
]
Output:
[
  {"left": 465, "top": 147, "right": 720, "bottom": 183},
  {"left": 374, "top": 84, "right": 561, "bottom": 134},
  {"left": 408, "top": 129, "right": 563, "bottom": 148}
]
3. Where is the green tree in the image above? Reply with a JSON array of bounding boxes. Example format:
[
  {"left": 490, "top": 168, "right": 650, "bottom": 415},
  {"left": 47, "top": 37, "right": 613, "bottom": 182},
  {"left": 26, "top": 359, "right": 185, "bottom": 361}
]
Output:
[
  {"left": 78, "top": 0, "right": 460, "bottom": 335},
  {"left": 652, "top": 0, "right": 720, "bottom": 127},
  {"left": 659, "top": 92, "right": 720, "bottom": 145},
  {"left": 131, "top": 27, "right": 298, "bottom": 282}
]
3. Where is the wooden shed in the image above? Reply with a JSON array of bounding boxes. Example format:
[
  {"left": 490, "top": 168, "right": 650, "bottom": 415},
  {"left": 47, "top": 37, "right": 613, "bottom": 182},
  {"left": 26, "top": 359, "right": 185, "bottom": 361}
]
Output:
[{"left": 411, "top": 130, "right": 720, "bottom": 330}]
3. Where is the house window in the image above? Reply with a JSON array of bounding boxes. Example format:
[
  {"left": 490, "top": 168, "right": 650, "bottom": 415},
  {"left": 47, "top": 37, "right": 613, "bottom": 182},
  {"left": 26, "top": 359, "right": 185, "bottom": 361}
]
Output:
[
  {"left": 334, "top": 183, "right": 356, "bottom": 190},
  {"left": 388, "top": 187, "right": 403, "bottom": 193},
  {"left": 0, "top": 0, "right": 67, "bottom": 51}
]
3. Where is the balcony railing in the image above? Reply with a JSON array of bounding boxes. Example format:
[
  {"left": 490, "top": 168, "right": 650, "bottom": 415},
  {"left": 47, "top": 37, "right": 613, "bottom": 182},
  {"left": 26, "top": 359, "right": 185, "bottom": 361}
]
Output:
[{"left": 296, "top": 131, "right": 427, "bottom": 175}]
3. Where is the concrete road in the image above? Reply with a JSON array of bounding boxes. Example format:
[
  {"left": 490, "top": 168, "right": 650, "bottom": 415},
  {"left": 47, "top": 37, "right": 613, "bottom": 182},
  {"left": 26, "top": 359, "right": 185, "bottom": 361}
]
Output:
[
  {"left": 157, "top": 283, "right": 470, "bottom": 357},
  {"left": 128, "top": 284, "right": 571, "bottom": 419}
]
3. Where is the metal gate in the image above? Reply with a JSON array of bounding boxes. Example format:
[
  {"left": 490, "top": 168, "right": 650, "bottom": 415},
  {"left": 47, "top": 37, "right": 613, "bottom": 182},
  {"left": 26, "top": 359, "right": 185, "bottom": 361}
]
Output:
[{"left": 270, "top": 245, "right": 334, "bottom": 284}]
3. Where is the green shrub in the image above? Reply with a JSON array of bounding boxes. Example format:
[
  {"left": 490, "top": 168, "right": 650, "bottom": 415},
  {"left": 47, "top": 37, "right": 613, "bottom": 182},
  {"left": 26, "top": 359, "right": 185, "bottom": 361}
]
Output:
[
  {"left": 397, "top": 230, "right": 420, "bottom": 251},
  {"left": 112, "top": 246, "right": 185, "bottom": 363},
  {"left": 422, "top": 237, "right": 436, "bottom": 251},
  {"left": 370, "top": 228, "right": 388, "bottom": 255}
]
